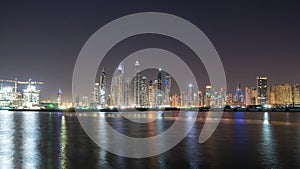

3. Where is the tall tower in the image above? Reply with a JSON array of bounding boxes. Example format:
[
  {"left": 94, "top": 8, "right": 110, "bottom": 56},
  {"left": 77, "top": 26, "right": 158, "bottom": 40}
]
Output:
[
  {"left": 124, "top": 79, "right": 130, "bottom": 107},
  {"left": 148, "top": 80, "right": 154, "bottom": 107},
  {"left": 140, "top": 76, "right": 147, "bottom": 107},
  {"left": 57, "top": 88, "right": 62, "bottom": 104},
  {"left": 204, "top": 86, "right": 212, "bottom": 107},
  {"left": 157, "top": 68, "right": 163, "bottom": 106},
  {"left": 99, "top": 68, "right": 106, "bottom": 107},
  {"left": 164, "top": 73, "right": 171, "bottom": 106},
  {"left": 257, "top": 76, "right": 268, "bottom": 105},
  {"left": 134, "top": 60, "right": 141, "bottom": 107},
  {"left": 116, "top": 63, "right": 124, "bottom": 106},
  {"left": 187, "top": 83, "right": 193, "bottom": 107},
  {"left": 235, "top": 84, "right": 243, "bottom": 102},
  {"left": 93, "top": 83, "right": 99, "bottom": 106}
]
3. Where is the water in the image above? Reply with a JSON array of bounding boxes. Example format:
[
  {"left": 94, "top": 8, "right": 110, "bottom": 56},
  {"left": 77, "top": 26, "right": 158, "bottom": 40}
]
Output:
[{"left": 0, "top": 111, "right": 300, "bottom": 169}]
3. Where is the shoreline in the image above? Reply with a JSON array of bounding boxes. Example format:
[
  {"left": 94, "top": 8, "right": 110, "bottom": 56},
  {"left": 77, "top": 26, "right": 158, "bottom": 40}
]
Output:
[{"left": 3, "top": 107, "right": 300, "bottom": 112}]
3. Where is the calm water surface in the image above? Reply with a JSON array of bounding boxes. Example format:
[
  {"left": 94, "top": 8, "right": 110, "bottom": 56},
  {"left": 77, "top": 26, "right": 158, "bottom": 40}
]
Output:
[{"left": 0, "top": 110, "right": 300, "bottom": 169}]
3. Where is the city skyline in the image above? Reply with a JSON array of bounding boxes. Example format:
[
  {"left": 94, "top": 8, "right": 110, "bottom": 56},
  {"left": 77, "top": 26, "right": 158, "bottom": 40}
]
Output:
[{"left": 2, "top": 63, "right": 300, "bottom": 109}]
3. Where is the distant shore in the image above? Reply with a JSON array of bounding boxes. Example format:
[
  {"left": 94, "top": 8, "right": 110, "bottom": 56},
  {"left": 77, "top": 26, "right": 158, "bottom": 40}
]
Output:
[{"left": 3, "top": 107, "right": 300, "bottom": 112}]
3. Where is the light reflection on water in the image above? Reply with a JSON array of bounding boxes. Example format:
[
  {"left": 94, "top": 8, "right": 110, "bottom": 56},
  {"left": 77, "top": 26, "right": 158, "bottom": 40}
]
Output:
[
  {"left": 22, "top": 112, "right": 40, "bottom": 169},
  {"left": 0, "top": 111, "right": 14, "bottom": 169},
  {"left": 0, "top": 111, "right": 300, "bottom": 168},
  {"left": 261, "top": 112, "right": 283, "bottom": 168}
]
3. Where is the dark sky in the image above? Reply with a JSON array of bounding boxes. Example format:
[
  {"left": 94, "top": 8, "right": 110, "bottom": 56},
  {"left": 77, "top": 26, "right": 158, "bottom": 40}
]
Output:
[{"left": 0, "top": 1, "right": 300, "bottom": 101}]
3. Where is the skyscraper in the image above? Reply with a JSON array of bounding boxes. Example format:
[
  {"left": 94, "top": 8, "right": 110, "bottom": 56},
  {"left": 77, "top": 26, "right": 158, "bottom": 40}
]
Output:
[
  {"left": 99, "top": 68, "right": 106, "bottom": 107},
  {"left": 293, "top": 84, "right": 300, "bottom": 105},
  {"left": 187, "top": 83, "right": 193, "bottom": 107},
  {"left": 234, "top": 84, "right": 243, "bottom": 102},
  {"left": 257, "top": 76, "right": 268, "bottom": 105},
  {"left": 140, "top": 76, "right": 147, "bottom": 107},
  {"left": 204, "top": 85, "right": 212, "bottom": 107},
  {"left": 134, "top": 60, "right": 141, "bottom": 107},
  {"left": 57, "top": 88, "right": 62, "bottom": 104},
  {"left": 270, "top": 83, "right": 292, "bottom": 105},
  {"left": 157, "top": 68, "right": 163, "bottom": 106},
  {"left": 164, "top": 73, "right": 171, "bottom": 106},
  {"left": 245, "top": 87, "right": 258, "bottom": 106},
  {"left": 148, "top": 80, "right": 154, "bottom": 107},
  {"left": 111, "top": 63, "right": 124, "bottom": 107},
  {"left": 124, "top": 79, "right": 130, "bottom": 107},
  {"left": 92, "top": 83, "right": 99, "bottom": 107}
]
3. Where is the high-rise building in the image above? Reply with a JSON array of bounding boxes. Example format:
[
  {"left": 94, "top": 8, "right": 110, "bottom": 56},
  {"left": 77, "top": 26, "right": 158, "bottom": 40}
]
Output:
[
  {"left": 152, "top": 80, "right": 158, "bottom": 107},
  {"left": 57, "top": 88, "right": 62, "bottom": 104},
  {"left": 180, "top": 92, "right": 187, "bottom": 107},
  {"left": 124, "top": 79, "right": 130, "bottom": 107},
  {"left": 187, "top": 83, "right": 193, "bottom": 107},
  {"left": 157, "top": 68, "right": 163, "bottom": 106},
  {"left": 134, "top": 60, "right": 141, "bottom": 107},
  {"left": 140, "top": 76, "right": 147, "bottom": 107},
  {"left": 218, "top": 88, "right": 227, "bottom": 108},
  {"left": 226, "top": 93, "right": 233, "bottom": 106},
  {"left": 257, "top": 76, "right": 268, "bottom": 105},
  {"left": 148, "top": 80, "right": 154, "bottom": 107},
  {"left": 23, "top": 84, "right": 40, "bottom": 108},
  {"left": 293, "top": 84, "right": 300, "bottom": 105},
  {"left": 245, "top": 87, "right": 258, "bottom": 106},
  {"left": 234, "top": 84, "right": 243, "bottom": 102},
  {"left": 111, "top": 63, "right": 124, "bottom": 107},
  {"left": 164, "top": 73, "right": 171, "bottom": 106},
  {"left": 99, "top": 68, "right": 106, "bottom": 107},
  {"left": 204, "top": 85, "right": 212, "bottom": 107},
  {"left": 270, "top": 83, "right": 292, "bottom": 105}
]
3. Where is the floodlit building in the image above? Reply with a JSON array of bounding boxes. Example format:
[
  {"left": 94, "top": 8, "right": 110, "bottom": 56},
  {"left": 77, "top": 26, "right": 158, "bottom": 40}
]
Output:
[
  {"left": 164, "top": 74, "right": 171, "bottom": 106},
  {"left": 140, "top": 76, "right": 147, "bottom": 107},
  {"left": 187, "top": 83, "right": 193, "bottom": 107},
  {"left": 0, "top": 85, "right": 14, "bottom": 108},
  {"left": 245, "top": 87, "right": 258, "bottom": 106},
  {"left": 23, "top": 85, "right": 40, "bottom": 108},
  {"left": 99, "top": 68, "right": 107, "bottom": 107},
  {"left": 148, "top": 80, "right": 154, "bottom": 107},
  {"left": 270, "top": 83, "right": 292, "bottom": 105},
  {"left": 293, "top": 84, "right": 300, "bottom": 105},
  {"left": 134, "top": 60, "right": 141, "bottom": 107},
  {"left": 257, "top": 76, "right": 268, "bottom": 105}
]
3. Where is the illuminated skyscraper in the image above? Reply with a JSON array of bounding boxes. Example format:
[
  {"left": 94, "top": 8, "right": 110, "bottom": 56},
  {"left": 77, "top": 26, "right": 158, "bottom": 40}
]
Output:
[
  {"left": 111, "top": 63, "right": 124, "bottom": 107},
  {"left": 245, "top": 87, "right": 258, "bottom": 106},
  {"left": 99, "top": 68, "right": 106, "bottom": 107},
  {"left": 293, "top": 84, "right": 300, "bottom": 105},
  {"left": 140, "top": 76, "right": 147, "bottom": 107},
  {"left": 204, "top": 85, "right": 212, "bottom": 107},
  {"left": 124, "top": 79, "right": 130, "bottom": 107},
  {"left": 157, "top": 68, "right": 163, "bottom": 106},
  {"left": 234, "top": 84, "right": 243, "bottom": 102},
  {"left": 134, "top": 60, "right": 141, "bottom": 107},
  {"left": 153, "top": 80, "right": 158, "bottom": 107},
  {"left": 187, "top": 83, "right": 193, "bottom": 107},
  {"left": 148, "top": 80, "right": 154, "bottom": 107},
  {"left": 271, "top": 83, "right": 292, "bottom": 105},
  {"left": 218, "top": 88, "right": 227, "bottom": 107},
  {"left": 90, "top": 83, "right": 99, "bottom": 108},
  {"left": 57, "top": 88, "right": 62, "bottom": 104},
  {"left": 257, "top": 76, "right": 268, "bottom": 105},
  {"left": 164, "top": 73, "right": 171, "bottom": 106}
]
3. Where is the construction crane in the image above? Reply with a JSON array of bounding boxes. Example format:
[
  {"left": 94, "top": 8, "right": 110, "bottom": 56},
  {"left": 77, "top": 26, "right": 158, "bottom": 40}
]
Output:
[{"left": 0, "top": 78, "right": 44, "bottom": 99}]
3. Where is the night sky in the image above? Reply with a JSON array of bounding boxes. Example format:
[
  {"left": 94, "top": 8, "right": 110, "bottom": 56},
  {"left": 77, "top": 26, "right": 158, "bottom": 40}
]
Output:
[{"left": 0, "top": 1, "right": 300, "bottom": 101}]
